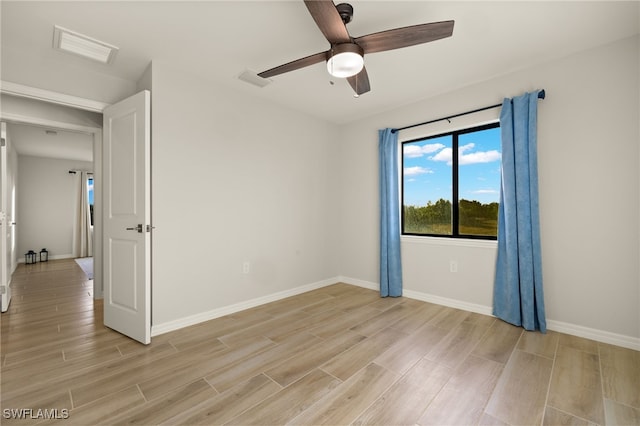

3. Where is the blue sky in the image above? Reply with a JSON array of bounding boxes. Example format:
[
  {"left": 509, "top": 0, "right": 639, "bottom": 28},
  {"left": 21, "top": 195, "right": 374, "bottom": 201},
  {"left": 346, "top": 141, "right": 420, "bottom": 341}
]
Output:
[
  {"left": 88, "top": 178, "right": 94, "bottom": 205},
  {"left": 403, "top": 126, "right": 501, "bottom": 206}
]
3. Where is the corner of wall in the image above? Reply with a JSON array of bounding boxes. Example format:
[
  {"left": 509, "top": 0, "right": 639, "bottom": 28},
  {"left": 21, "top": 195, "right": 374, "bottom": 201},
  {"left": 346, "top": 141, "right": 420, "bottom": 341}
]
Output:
[{"left": 136, "top": 62, "right": 153, "bottom": 92}]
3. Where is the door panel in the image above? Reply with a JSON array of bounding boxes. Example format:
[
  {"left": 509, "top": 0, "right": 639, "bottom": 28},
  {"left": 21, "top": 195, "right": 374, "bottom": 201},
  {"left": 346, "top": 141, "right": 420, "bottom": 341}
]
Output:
[
  {"left": 110, "top": 239, "right": 138, "bottom": 311},
  {"left": 103, "top": 91, "right": 151, "bottom": 344}
]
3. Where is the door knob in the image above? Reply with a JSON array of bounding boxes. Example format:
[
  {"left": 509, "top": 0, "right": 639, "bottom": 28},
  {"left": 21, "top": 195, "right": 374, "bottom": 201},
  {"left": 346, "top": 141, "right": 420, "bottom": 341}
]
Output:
[{"left": 126, "top": 224, "right": 143, "bottom": 233}]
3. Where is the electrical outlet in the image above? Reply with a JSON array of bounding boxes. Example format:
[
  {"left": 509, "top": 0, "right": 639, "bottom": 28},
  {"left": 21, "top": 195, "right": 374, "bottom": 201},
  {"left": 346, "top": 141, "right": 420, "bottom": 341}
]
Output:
[
  {"left": 449, "top": 260, "right": 458, "bottom": 273},
  {"left": 242, "top": 261, "right": 251, "bottom": 274}
]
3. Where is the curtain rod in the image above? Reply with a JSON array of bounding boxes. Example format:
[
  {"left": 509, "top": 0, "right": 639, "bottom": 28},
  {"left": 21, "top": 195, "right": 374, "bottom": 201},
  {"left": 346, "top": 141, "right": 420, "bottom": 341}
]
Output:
[{"left": 391, "top": 89, "right": 545, "bottom": 134}]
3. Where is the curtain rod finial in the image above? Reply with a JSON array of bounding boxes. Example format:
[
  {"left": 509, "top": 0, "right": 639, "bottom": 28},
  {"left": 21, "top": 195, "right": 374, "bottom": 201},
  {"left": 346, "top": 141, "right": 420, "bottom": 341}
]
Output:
[{"left": 538, "top": 89, "right": 545, "bottom": 99}]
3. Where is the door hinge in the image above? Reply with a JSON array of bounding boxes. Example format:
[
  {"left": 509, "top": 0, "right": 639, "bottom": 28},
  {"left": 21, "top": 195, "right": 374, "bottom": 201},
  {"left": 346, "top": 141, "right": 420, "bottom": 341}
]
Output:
[
  {"left": 0, "top": 286, "right": 6, "bottom": 295},
  {"left": 1, "top": 138, "right": 5, "bottom": 147}
]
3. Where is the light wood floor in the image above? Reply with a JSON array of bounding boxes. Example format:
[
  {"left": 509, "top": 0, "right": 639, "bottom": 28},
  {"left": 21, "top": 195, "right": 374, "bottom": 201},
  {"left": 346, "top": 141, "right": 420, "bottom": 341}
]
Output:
[{"left": 1, "top": 259, "right": 639, "bottom": 425}]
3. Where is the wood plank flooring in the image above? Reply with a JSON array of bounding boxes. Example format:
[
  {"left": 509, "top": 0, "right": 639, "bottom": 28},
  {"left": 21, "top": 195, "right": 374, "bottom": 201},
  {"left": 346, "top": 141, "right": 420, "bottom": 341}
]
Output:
[{"left": 1, "top": 259, "right": 639, "bottom": 425}]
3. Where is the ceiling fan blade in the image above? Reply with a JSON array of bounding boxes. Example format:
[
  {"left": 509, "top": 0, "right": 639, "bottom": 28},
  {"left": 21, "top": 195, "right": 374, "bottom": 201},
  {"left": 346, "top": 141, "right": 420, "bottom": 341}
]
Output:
[
  {"left": 258, "top": 51, "right": 328, "bottom": 78},
  {"left": 304, "top": 0, "right": 351, "bottom": 44},
  {"left": 347, "top": 66, "right": 370, "bottom": 96},
  {"left": 355, "top": 20, "right": 454, "bottom": 54}
]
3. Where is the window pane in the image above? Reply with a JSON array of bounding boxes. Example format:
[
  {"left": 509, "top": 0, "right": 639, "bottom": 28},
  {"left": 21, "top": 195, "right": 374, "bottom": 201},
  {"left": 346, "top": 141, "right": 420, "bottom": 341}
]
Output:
[
  {"left": 88, "top": 177, "right": 94, "bottom": 226},
  {"left": 458, "top": 126, "right": 501, "bottom": 237},
  {"left": 88, "top": 178, "right": 94, "bottom": 205},
  {"left": 403, "top": 135, "right": 452, "bottom": 235}
]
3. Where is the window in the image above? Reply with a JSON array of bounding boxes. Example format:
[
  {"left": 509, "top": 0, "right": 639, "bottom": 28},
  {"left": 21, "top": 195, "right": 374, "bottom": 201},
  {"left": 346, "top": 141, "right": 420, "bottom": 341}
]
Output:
[
  {"left": 88, "top": 177, "right": 94, "bottom": 226},
  {"left": 402, "top": 122, "right": 501, "bottom": 239}
]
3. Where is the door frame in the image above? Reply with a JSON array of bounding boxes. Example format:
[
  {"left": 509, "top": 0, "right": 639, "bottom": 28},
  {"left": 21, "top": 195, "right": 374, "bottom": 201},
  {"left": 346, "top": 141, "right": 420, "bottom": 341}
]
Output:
[
  {"left": 1, "top": 121, "right": 11, "bottom": 311},
  {"left": 0, "top": 110, "right": 104, "bottom": 298}
]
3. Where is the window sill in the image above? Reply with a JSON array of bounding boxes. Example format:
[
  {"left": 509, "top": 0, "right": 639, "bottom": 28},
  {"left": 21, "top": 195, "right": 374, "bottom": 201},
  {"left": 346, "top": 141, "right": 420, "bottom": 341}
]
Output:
[{"left": 401, "top": 235, "right": 498, "bottom": 249}]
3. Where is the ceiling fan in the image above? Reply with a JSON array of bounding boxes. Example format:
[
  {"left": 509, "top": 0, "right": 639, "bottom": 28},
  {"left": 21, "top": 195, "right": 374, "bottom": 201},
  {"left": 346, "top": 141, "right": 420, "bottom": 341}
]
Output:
[{"left": 258, "top": 0, "right": 454, "bottom": 96}]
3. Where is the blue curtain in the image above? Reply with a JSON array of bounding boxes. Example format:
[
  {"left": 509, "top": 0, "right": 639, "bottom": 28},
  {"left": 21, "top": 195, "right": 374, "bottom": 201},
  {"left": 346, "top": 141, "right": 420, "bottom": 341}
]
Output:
[
  {"left": 493, "top": 91, "right": 546, "bottom": 332},
  {"left": 379, "top": 128, "right": 402, "bottom": 297}
]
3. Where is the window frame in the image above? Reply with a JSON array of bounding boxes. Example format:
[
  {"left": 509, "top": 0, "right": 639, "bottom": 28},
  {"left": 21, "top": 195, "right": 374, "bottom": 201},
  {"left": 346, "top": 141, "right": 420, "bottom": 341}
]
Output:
[{"left": 401, "top": 121, "right": 501, "bottom": 241}]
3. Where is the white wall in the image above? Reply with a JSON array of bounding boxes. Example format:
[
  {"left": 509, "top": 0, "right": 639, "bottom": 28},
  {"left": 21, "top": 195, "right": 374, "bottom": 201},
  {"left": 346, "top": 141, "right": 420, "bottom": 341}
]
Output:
[
  {"left": 136, "top": 63, "right": 152, "bottom": 92},
  {"left": 335, "top": 36, "right": 640, "bottom": 343},
  {"left": 17, "top": 156, "right": 93, "bottom": 260},
  {"left": 149, "top": 62, "right": 339, "bottom": 327}
]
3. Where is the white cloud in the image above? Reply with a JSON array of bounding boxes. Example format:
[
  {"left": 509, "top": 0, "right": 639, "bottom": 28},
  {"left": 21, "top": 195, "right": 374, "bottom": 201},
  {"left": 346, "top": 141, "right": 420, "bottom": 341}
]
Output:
[
  {"left": 460, "top": 151, "right": 501, "bottom": 165},
  {"left": 404, "top": 166, "right": 433, "bottom": 176},
  {"left": 430, "top": 143, "right": 500, "bottom": 166},
  {"left": 422, "top": 143, "right": 446, "bottom": 154},
  {"left": 459, "top": 143, "right": 475, "bottom": 153},
  {"left": 472, "top": 189, "right": 499, "bottom": 194},
  {"left": 404, "top": 145, "right": 423, "bottom": 158},
  {"left": 430, "top": 147, "right": 452, "bottom": 164},
  {"left": 404, "top": 143, "right": 446, "bottom": 158}
]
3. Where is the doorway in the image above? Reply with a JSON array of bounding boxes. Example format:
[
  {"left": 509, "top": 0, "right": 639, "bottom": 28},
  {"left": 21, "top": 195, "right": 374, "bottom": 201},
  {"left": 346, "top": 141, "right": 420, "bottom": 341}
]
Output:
[
  {"left": 0, "top": 108, "right": 103, "bottom": 301},
  {"left": 9, "top": 122, "right": 95, "bottom": 264},
  {"left": 1, "top": 86, "right": 152, "bottom": 344}
]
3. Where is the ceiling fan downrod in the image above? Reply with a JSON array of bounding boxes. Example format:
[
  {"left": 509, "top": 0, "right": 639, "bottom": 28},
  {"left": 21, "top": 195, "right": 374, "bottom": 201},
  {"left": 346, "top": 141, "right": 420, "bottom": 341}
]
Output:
[{"left": 336, "top": 3, "right": 354, "bottom": 24}]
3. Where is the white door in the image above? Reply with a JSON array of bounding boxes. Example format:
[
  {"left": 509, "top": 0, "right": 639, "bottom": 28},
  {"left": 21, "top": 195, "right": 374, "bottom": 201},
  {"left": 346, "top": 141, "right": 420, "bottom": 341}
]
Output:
[
  {"left": 103, "top": 91, "right": 151, "bottom": 344},
  {"left": 0, "top": 122, "right": 11, "bottom": 312}
]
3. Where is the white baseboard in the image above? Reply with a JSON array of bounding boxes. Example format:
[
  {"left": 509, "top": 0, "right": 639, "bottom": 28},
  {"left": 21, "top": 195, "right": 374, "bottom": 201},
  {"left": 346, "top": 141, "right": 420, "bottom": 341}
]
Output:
[
  {"left": 17, "top": 254, "right": 75, "bottom": 264},
  {"left": 335, "top": 276, "right": 378, "bottom": 291},
  {"left": 338, "top": 276, "right": 640, "bottom": 351},
  {"left": 546, "top": 320, "right": 640, "bottom": 351},
  {"left": 151, "top": 277, "right": 338, "bottom": 337},
  {"left": 151, "top": 274, "right": 640, "bottom": 351},
  {"left": 403, "top": 289, "right": 494, "bottom": 317},
  {"left": 337, "top": 275, "right": 493, "bottom": 316},
  {"left": 51, "top": 254, "right": 75, "bottom": 261}
]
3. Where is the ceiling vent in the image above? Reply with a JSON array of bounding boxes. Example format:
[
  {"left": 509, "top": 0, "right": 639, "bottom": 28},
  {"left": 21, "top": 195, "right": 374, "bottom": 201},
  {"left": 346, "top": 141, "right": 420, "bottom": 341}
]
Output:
[
  {"left": 53, "top": 25, "right": 118, "bottom": 64},
  {"left": 238, "top": 69, "right": 272, "bottom": 88}
]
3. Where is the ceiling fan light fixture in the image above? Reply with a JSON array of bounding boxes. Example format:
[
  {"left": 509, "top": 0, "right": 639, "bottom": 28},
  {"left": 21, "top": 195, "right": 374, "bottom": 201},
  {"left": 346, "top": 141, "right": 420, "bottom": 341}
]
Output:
[{"left": 326, "top": 43, "right": 364, "bottom": 78}]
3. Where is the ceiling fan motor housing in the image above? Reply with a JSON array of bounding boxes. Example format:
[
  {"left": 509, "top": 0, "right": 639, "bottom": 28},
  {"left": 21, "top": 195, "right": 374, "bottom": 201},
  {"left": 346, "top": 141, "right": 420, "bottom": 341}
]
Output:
[{"left": 336, "top": 3, "right": 354, "bottom": 24}]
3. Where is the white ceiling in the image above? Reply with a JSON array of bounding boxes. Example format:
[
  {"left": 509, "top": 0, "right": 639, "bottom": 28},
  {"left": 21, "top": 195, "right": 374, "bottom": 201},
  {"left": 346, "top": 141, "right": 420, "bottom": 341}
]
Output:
[
  {"left": 7, "top": 123, "right": 93, "bottom": 162},
  {"left": 1, "top": 1, "right": 639, "bottom": 126}
]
